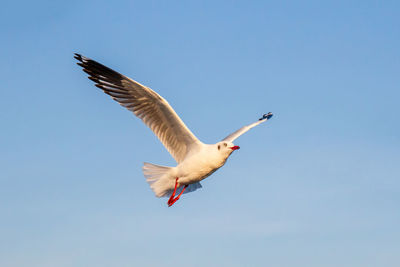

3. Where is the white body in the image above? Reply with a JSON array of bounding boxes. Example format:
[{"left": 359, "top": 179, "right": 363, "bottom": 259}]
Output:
[
  {"left": 144, "top": 143, "right": 235, "bottom": 197},
  {"left": 176, "top": 144, "right": 230, "bottom": 184}
]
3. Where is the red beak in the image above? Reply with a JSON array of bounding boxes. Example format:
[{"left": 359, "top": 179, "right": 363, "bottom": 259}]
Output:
[{"left": 230, "top": 146, "right": 240, "bottom": 151}]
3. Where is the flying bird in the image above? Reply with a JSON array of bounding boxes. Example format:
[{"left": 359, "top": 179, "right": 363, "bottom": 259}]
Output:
[{"left": 74, "top": 53, "right": 273, "bottom": 206}]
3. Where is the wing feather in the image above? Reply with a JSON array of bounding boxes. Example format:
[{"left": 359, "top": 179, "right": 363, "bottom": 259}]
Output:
[
  {"left": 222, "top": 113, "right": 273, "bottom": 142},
  {"left": 75, "top": 53, "right": 202, "bottom": 163}
]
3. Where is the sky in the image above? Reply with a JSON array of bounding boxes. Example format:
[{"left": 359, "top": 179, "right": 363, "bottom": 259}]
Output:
[{"left": 1, "top": 0, "right": 399, "bottom": 266}]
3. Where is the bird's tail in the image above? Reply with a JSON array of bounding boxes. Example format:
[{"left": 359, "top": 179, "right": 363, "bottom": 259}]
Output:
[
  {"left": 142, "top": 162, "right": 203, "bottom": 198},
  {"left": 143, "top": 162, "right": 174, "bottom": 197}
]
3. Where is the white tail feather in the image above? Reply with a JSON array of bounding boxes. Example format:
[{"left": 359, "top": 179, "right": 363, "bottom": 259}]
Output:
[
  {"left": 142, "top": 162, "right": 202, "bottom": 198},
  {"left": 143, "top": 162, "right": 172, "bottom": 197}
]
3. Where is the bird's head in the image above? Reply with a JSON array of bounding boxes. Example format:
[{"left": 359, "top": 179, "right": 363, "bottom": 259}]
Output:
[{"left": 216, "top": 141, "right": 240, "bottom": 156}]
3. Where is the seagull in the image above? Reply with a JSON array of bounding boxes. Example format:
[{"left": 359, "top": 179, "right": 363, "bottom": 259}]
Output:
[{"left": 74, "top": 53, "right": 273, "bottom": 207}]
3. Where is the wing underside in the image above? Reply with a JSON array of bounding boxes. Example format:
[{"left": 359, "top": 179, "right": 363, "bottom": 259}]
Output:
[
  {"left": 75, "top": 54, "right": 202, "bottom": 163},
  {"left": 222, "top": 113, "right": 273, "bottom": 142}
]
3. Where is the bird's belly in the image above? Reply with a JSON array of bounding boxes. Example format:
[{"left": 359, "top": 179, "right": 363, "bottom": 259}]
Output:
[{"left": 176, "top": 160, "right": 225, "bottom": 185}]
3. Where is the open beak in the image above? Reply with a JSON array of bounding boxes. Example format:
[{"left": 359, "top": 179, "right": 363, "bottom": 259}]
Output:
[{"left": 230, "top": 146, "right": 240, "bottom": 151}]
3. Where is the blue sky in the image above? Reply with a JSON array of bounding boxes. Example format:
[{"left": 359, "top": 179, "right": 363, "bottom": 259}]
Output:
[{"left": 1, "top": 0, "right": 399, "bottom": 266}]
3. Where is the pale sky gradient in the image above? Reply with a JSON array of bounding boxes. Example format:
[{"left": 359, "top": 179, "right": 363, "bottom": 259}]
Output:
[{"left": 1, "top": 0, "right": 399, "bottom": 266}]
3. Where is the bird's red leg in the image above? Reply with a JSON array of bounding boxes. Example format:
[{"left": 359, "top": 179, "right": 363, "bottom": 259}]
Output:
[
  {"left": 167, "top": 178, "right": 179, "bottom": 206},
  {"left": 168, "top": 185, "right": 188, "bottom": 207}
]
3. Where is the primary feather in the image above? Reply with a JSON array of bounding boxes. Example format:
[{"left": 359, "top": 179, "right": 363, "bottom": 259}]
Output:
[{"left": 74, "top": 53, "right": 202, "bottom": 163}]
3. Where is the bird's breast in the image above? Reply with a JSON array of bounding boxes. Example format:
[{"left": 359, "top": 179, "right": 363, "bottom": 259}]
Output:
[{"left": 176, "top": 152, "right": 228, "bottom": 184}]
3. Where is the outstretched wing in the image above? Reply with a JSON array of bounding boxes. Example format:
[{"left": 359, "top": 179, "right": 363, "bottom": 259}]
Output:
[
  {"left": 222, "top": 113, "right": 273, "bottom": 142},
  {"left": 74, "top": 53, "right": 203, "bottom": 163}
]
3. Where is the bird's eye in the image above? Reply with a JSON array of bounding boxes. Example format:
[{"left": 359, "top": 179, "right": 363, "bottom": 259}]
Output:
[
  {"left": 218, "top": 145, "right": 220, "bottom": 150},
  {"left": 223, "top": 143, "right": 227, "bottom": 147}
]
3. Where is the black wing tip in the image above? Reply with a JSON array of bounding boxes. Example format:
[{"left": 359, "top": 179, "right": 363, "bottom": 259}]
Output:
[
  {"left": 259, "top": 112, "right": 273, "bottom": 121},
  {"left": 95, "top": 84, "right": 104, "bottom": 89},
  {"left": 74, "top": 53, "right": 91, "bottom": 64},
  {"left": 74, "top": 53, "right": 82, "bottom": 61},
  {"left": 74, "top": 53, "right": 125, "bottom": 87},
  {"left": 88, "top": 76, "right": 98, "bottom": 83}
]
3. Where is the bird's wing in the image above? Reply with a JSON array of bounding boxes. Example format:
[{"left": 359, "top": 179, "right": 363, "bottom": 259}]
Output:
[
  {"left": 75, "top": 54, "right": 202, "bottom": 163},
  {"left": 222, "top": 113, "right": 273, "bottom": 142}
]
